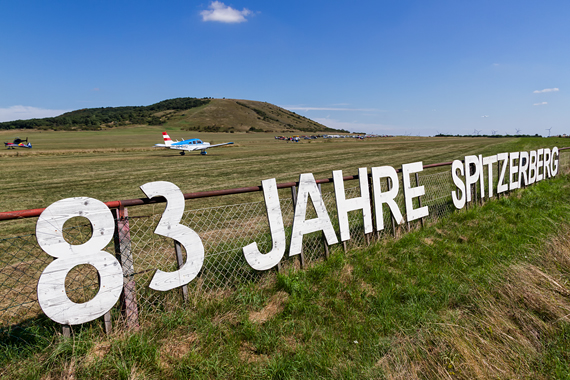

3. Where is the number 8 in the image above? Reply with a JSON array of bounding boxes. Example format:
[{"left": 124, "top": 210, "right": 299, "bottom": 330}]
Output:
[{"left": 36, "top": 197, "right": 123, "bottom": 325}]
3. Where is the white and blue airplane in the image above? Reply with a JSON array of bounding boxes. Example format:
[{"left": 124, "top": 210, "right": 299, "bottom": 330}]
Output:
[{"left": 154, "top": 132, "right": 234, "bottom": 155}]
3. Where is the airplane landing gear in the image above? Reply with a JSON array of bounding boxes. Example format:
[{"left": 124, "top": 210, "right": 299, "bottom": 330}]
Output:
[
  {"left": 200, "top": 150, "right": 207, "bottom": 155},
  {"left": 179, "top": 151, "right": 185, "bottom": 155}
]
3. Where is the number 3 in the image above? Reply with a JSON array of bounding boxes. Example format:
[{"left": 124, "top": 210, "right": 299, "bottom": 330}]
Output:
[
  {"left": 140, "top": 181, "right": 205, "bottom": 291},
  {"left": 36, "top": 197, "right": 123, "bottom": 325}
]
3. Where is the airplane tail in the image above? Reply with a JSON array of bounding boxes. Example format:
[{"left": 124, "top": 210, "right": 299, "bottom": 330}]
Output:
[{"left": 162, "top": 132, "right": 173, "bottom": 146}]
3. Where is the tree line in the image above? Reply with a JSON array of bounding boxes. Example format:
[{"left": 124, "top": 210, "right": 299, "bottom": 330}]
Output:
[{"left": 0, "top": 97, "right": 211, "bottom": 131}]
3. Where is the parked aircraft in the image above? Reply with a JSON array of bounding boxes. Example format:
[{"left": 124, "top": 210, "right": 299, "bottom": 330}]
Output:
[
  {"left": 154, "top": 132, "right": 233, "bottom": 155},
  {"left": 4, "top": 137, "right": 32, "bottom": 149}
]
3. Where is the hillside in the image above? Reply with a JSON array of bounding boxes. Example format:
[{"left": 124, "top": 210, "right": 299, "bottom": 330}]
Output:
[
  {"left": 165, "top": 99, "right": 339, "bottom": 133},
  {"left": 0, "top": 98, "right": 341, "bottom": 134}
]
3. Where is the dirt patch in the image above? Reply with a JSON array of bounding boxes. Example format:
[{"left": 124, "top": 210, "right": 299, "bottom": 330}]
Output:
[
  {"left": 249, "top": 291, "right": 289, "bottom": 324},
  {"left": 360, "top": 280, "right": 376, "bottom": 296},
  {"left": 159, "top": 332, "right": 199, "bottom": 369},
  {"left": 212, "top": 310, "right": 239, "bottom": 326},
  {"left": 239, "top": 341, "right": 269, "bottom": 363},
  {"left": 84, "top": 342, "right": 111, "bottom": 366},
  {"left": 339, "top": 264, "right": 354, "bottom": 283},
  {"left": 435, "top": 228, "right": 448, "bottom": 236}
]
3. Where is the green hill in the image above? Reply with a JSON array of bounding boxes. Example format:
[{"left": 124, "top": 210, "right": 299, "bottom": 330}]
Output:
[
  {"left": 0, "top": 98, "right": 342, "bottom": 134},
  {"left": 167, "top": 99, "right": 340, "bottom": 133}
]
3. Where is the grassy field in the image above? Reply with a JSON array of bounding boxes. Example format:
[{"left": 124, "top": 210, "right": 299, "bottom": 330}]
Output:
[
  {"left": 2, "top": 171, "right": 570, "bottom": 379},
  {"left": 2, "top": 128, "right": 570, "bottom": 378},
  {"left": 1, "top": 126, "right": 567, "bottom": 235}
]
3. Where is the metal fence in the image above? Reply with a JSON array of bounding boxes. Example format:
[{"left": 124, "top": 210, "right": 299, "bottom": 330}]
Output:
[{"left": 2, "top": 150, "right": 570, "bottom": 340}]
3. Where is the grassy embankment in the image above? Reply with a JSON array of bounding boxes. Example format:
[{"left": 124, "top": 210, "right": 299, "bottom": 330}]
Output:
[{"left": 2, "top": 155, "right": 570, "bottom": 378}]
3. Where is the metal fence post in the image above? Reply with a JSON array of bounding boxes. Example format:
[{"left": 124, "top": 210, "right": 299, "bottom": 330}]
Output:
[{"left": 113, "top": 206, "right": 140, "bottom": 331}]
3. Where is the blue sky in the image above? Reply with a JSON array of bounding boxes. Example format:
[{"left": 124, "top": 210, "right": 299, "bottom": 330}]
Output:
[{"left": 1, "top": 0, "right": 568, "bottom": 136}]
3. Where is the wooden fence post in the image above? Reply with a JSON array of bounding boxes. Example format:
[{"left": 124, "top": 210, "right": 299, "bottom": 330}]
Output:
[
  {"left": 114, "top": 206, "right": 140, "bottom": 331},
  {"left": 173, "top": 241, "right": 189, "bottom": 302},
  {"left": 62, "top": 325, "right": 71, "bottom": 338}
]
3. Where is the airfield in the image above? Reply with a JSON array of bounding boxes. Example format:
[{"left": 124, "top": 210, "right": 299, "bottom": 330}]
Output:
[
  {"left": 2, "top": 127, "right": 570, "bottom": 379},
  {"left": 0, "top": 126, "right": 565, "bottom": 235}
]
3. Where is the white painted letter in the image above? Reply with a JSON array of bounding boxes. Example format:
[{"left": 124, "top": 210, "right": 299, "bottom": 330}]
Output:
[
  {"left": 509, "top": 152, "right": 520, "bottom": 190},
  {"left": 518, "top": 151, "right": 529, "bottom": 187},
  {"left": 478, "top": 155, "right": 485, "bottom": 198},
  {"left": 551, "top": 147, "right": 559, "bottom": 176},
  {"left": 537, "top": 149, "right": 544, "bottom": 181},
  {"left": 243, "top": 178, "right": 286, "bottom": 271},
  {"left": 464, "top": 155, "right": 480, "bottom": 202},
  {"left": 544, "top": 148, "right": 552, "bottom": 178},
  {"left": 528, "top": 150, "right": 537, "bottom": 184},
  {"left": 36, "top": 197, "right": 123, "bottom": 325},
  {"left": 290, "top": 173, "right": 338, "bottom": 256},
  {"left": 451, "top": 160, "right": 466, "bottom": 209},
  {"left": 371, "top": 166, "right": 404, "bottom": 230},
  {"left": 497, "top": 153, "right": 509, "bottom": 194},
  {"left": 333, "top": 168, "right": 373, "bottom": 242},
  {"left": 482, "top": 155, "right": 497, "bottom": 197},
  {"left": 140, "top": 181, "right": 204, "bottom": 291},
  {"left": 402, "top": 162, "right": 429, "bottom": 221}
]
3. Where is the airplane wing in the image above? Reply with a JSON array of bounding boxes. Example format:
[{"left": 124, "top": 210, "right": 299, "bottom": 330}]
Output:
[{"left": 204, "top": 142, "right": 234, "bottom": 149}]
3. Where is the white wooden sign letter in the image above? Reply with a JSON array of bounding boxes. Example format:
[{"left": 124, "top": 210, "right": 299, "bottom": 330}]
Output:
[
  {"left": 243, "top": 178, "right": 286, "bottom": 271},
  {"left": 451, "top": 160, "right": 466, "bottom": 209},
  {"left": 402, "top": 162, "right": 429, "bottom": 221},
  {"left": 290, "top": 173, "right": 338, "bottom": 256},
  {"left": 371, "top": 166, "right": 404, "bottom": 230},
  {"left": 36, "top": 197, "right": 123, "bottom": 325},
  {"left": 333, "top": 168, "right": 373, "bottom": 242},
  {"left": 140, "top": 181, "right": 204, "bottom": 291},
  {"left": 464, "top": 155, "right": 480, "bottom": 203}
]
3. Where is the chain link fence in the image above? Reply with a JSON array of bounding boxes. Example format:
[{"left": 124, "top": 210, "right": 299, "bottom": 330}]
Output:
[{"left": 2, "top": 152, "right": 569, "bottom": 341}]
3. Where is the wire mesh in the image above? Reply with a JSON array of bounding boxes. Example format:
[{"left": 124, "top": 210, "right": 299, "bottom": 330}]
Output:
[{"left": 1, "top": 151, "right": 570, "bottom": 337}]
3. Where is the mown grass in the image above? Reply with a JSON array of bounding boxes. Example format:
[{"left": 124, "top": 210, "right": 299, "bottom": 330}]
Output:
[
  {"left": 1, "top": 125, "right": 567, "bottom": 236},
  {"left": 2, "top": 169, "right": 570, "bottom": 379}
]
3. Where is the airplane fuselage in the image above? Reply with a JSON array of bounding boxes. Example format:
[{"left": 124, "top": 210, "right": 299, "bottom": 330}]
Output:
[{"left": 154, "top": 133, "right": 233, "bottom": 155}]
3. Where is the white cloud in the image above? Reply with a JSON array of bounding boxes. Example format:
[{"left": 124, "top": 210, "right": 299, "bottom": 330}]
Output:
[
  {"left": 201, "top": 1, "right": 252, "bottom": 23},
  {"left": 0, "top": 105, "right": 70, "bottom": 122},
  {"left": 533, "top": 102, "right": 548, "bottom": 106},
  {"left": 533, "top": 88, "right": 559, "bottom": 94}
]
